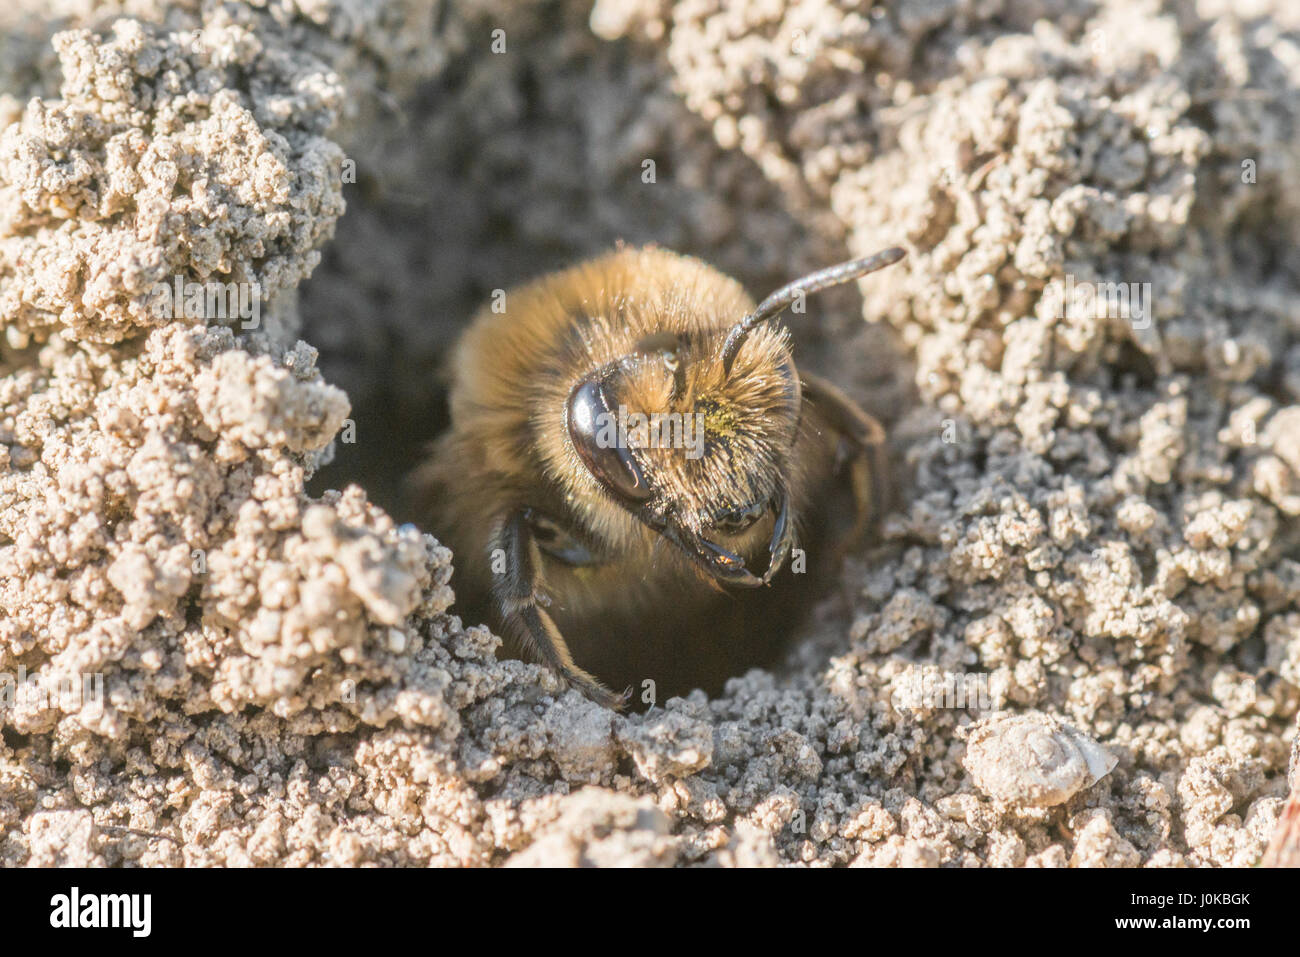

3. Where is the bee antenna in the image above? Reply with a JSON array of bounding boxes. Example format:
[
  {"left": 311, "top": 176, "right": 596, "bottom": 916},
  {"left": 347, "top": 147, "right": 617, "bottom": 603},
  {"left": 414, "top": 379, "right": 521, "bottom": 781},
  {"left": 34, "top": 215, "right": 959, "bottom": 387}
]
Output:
[{"left": 720, "top": 246, "right": 906, "bottom": 378}]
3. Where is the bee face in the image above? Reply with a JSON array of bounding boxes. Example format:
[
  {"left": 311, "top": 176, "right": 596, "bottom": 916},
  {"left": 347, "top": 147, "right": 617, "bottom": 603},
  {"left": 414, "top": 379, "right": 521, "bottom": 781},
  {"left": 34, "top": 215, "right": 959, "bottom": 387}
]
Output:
[{"left": 564, "top": 319, "right": 802, "bottom": 587}]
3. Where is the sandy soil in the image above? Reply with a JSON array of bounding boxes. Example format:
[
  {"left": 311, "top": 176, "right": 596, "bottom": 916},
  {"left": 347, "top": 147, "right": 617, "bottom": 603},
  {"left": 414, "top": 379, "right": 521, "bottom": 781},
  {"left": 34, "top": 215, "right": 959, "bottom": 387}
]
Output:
[{"left": 0, "top": 0, "right": 1297, "bottom": 866}]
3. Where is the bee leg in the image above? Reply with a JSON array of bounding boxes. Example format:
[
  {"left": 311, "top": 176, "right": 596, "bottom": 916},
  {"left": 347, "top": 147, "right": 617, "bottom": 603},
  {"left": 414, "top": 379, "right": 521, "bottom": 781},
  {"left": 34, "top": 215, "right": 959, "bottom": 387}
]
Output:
[
  {"left": 800, "top": 372, "right": 889, "bottom": 546},
  {"left": 491, "top": 510, "right": 629, "bottom": 710}
]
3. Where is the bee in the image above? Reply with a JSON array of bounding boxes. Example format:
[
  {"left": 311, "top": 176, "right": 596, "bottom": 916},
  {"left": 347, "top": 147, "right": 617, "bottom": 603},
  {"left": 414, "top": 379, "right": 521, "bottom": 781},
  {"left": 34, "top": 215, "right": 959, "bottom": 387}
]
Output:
[{"left": 410, "top": 245, "right": 905, "bottom": 708}]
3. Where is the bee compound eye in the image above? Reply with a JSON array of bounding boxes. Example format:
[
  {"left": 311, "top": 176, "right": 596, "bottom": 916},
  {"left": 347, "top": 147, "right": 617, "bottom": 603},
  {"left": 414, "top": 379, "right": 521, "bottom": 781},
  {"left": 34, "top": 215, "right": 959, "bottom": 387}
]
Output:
[{"left": 566, "top": 377, "right": 652, "bottom": 503}]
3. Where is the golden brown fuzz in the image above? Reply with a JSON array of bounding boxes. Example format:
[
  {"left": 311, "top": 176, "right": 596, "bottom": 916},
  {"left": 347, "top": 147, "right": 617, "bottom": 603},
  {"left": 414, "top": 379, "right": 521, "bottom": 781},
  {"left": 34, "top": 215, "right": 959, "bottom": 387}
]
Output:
[{"left": 409, "top": 244, "right": 904, "bottom": 707}]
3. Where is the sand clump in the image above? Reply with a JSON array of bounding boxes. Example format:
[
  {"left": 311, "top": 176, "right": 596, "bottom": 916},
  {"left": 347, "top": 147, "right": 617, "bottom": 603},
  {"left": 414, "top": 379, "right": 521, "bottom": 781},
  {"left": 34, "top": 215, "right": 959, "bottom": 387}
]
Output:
[{"left": 0, "top": 0, "right": 1298, "bottom": 866}]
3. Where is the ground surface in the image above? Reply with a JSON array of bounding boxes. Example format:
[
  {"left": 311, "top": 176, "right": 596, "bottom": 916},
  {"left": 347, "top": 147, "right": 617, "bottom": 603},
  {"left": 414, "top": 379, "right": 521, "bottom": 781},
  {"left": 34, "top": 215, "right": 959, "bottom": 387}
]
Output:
[{"left": 0, "top": 0, "right": 1297, "bottom": 866}]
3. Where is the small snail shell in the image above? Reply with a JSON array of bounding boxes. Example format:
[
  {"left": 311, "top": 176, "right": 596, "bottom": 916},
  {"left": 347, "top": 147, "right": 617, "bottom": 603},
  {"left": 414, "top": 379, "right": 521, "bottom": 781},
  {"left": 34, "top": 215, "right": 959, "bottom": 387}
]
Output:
[{"left": 962, "top": 712, "right": 1117, "bottom": 808}]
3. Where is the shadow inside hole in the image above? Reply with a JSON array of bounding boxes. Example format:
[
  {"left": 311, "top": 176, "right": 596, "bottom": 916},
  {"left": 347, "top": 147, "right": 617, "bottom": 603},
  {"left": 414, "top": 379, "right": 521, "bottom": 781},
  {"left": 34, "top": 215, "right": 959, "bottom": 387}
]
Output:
[{"left": 300, "top": 17, "right": 916, "bottom": 701}]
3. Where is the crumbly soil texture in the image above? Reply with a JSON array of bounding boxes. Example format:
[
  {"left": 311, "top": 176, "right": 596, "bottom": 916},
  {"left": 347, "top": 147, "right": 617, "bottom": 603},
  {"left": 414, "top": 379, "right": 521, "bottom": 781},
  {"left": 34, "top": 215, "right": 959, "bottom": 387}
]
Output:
[{"left": 0, "top": 0, "right": 1298, "bottom": 866}]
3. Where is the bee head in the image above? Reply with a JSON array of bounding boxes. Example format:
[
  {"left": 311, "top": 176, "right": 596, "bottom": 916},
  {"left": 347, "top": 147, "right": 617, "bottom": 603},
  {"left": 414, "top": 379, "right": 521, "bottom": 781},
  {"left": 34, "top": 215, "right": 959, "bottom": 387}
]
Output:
[
  {"left": 563, "top": 247, "right": 904, "bottom": 588},
  {"left": 568, "top": 321, "right": 800, "bottom": 587}
]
